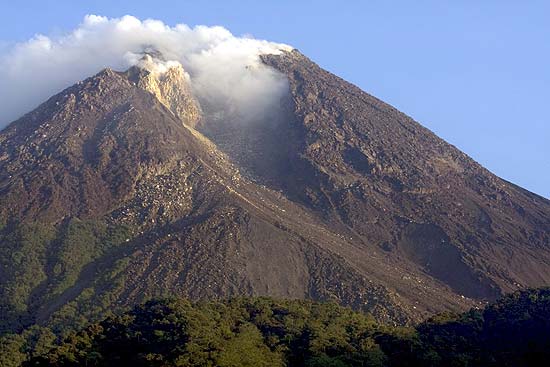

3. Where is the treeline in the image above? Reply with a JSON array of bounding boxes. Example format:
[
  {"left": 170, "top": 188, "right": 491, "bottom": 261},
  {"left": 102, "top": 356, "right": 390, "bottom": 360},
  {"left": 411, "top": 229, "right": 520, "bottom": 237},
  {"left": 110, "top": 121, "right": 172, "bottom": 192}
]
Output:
[{"left": 2, "top": 288, "right": 550, "bottom": 366}]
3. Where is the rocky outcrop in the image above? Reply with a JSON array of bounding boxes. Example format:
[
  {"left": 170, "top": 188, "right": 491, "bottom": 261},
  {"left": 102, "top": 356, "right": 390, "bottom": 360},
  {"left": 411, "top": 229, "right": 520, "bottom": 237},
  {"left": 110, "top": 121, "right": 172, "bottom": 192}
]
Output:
[{"left": 128, "top": 56, "right": 202, "bottom": 127}]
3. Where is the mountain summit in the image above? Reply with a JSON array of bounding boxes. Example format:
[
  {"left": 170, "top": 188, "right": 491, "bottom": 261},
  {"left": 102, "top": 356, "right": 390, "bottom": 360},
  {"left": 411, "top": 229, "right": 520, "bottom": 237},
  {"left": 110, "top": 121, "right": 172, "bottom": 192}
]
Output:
[{"left": 0, "top": 49, "right": 549, "bottom": 333}]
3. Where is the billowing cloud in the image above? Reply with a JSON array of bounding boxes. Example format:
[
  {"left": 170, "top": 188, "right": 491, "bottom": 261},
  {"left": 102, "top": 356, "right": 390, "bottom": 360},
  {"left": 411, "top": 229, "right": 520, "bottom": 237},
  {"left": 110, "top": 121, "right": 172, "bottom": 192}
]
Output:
[{"left": 0, "top": 15, "right": 293, "bottom": 128}]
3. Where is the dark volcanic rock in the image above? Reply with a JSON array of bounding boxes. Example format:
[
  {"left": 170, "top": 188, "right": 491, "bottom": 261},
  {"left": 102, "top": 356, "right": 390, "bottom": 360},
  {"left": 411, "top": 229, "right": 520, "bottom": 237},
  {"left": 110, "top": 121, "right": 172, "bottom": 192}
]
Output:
[{"left": 261, "top": 50, "right": 550, "bottom": 299}]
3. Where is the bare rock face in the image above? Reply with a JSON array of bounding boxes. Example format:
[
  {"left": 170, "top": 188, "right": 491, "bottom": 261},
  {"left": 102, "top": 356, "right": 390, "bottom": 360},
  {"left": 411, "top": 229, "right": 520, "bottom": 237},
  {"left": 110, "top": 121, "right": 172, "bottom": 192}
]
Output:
[
  {"left": 0, "top": 50, "right": 549, "bottom": 335},
  {"left": 129, "top": 56, "right": 202, "bottom": 127}
]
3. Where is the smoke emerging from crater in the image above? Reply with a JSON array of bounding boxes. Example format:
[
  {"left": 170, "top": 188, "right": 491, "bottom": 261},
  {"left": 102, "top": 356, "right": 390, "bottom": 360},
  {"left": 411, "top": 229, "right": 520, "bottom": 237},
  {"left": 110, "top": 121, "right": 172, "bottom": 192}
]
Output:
[{"left": 0, "top": 15, "right": 293, "bottom": 128}]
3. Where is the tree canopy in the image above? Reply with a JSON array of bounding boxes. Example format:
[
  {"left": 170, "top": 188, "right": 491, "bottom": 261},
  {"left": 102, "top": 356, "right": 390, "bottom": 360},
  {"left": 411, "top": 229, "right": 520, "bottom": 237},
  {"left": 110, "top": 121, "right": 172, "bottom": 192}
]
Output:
[{"left": 2, "top": 289, "right": 550, "bottom": 366}]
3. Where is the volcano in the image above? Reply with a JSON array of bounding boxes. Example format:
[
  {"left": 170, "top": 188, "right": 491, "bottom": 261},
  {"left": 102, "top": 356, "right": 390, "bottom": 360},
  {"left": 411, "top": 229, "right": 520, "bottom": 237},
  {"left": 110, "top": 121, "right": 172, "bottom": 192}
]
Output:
[{"left": 0, "top": 49, "right": 549, "bottom": 334}]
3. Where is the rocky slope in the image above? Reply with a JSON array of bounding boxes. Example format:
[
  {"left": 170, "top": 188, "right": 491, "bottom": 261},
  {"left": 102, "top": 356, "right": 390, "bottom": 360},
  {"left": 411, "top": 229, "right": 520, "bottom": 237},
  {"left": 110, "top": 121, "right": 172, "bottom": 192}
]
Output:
[
  {"left": 0, "top": 51, "right": 548, "bottom": 334},
  {"left": 259, "top": 51, "right": 550, "bottom": 300}
]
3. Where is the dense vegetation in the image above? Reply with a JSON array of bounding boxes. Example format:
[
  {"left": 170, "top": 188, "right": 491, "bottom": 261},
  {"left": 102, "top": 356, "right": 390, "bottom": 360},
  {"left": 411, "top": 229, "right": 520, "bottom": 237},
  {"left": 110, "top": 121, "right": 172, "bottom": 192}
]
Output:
[{"left": 2, "top": 288, "right": 550, "bottom": 366}]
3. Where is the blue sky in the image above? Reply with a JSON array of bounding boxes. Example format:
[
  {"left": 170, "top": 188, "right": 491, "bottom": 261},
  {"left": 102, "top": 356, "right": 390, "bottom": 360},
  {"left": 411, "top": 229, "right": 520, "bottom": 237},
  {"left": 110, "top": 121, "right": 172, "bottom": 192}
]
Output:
[{"left": 1, "top": 1, "right": 548, "bottom": 198}]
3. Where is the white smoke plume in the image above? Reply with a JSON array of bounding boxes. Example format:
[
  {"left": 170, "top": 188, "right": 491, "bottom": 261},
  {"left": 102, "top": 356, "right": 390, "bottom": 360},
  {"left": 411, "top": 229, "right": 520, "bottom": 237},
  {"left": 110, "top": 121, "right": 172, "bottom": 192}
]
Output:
[{"left": 0, "top": 15, "right": 293, "bottom": 128}]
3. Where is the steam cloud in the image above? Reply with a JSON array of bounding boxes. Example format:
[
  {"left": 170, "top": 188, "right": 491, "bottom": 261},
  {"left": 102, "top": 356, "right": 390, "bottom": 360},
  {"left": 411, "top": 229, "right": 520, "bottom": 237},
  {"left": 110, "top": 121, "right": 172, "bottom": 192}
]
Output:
[{"left": 0, "top": 15, "right": 293, "bottom": 128}]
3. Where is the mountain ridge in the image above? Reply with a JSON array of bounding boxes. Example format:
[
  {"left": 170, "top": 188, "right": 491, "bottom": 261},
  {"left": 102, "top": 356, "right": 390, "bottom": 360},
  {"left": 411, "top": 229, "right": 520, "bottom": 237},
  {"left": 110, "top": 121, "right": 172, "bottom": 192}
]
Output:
[{"left": 261, "top": 50, "right": 550, "bottom": 295}]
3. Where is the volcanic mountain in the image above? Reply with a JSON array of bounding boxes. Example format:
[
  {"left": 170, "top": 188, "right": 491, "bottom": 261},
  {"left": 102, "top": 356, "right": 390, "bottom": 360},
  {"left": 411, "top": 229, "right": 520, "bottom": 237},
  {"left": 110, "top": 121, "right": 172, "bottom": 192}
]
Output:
[{"left": 0, "top": 50, "right": 549, "bottom": 334}]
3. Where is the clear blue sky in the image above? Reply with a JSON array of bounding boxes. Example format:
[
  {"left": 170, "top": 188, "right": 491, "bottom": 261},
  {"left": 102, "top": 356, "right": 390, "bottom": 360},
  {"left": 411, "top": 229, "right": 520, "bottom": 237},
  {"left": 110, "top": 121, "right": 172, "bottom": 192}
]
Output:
[{"left": 1, "top": 1, "right": 548, "bottom": 198}]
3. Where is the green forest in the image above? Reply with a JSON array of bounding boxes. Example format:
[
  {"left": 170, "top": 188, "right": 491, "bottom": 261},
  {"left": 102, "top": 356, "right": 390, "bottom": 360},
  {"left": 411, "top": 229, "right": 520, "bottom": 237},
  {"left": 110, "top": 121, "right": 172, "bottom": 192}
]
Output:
[{"left": 2, "top": 288, "right": 550, "bottom": 366}]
